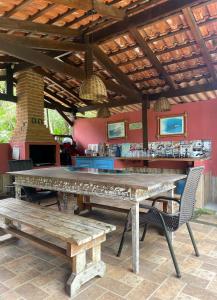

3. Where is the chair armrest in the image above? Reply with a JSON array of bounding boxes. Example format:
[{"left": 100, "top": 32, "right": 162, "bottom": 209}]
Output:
[
  {"left": 139, "top": 203, "right": 161, "bottom": 213},
  {"left": 152, "top": 196, "right": 181, "bottom": 205},
  {"left": 139, "top": 203, "right": 179, "bottom": 218}
]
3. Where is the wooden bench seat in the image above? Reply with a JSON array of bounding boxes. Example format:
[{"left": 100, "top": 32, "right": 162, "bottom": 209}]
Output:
[{"left": 0, "top": 198, "right": 116, "bottom": 297}]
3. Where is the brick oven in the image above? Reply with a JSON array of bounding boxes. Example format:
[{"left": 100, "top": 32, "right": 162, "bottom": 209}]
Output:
[{"left": 10, "top": 69, "right": 60, "bottom": 166}]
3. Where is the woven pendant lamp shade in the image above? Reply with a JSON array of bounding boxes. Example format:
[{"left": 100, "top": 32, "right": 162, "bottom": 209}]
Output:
[
  {"left": 97, "top": 107, "right": 111, "bottom": 118},
  {"left": 79, "top": 74, "right": 107, "bottom": 102},
  {"left": 79, "top": 37, "right": 107, "bottom": 102},
  {"left": 154, "top": 97, "right": 171, "bottom": 112}
]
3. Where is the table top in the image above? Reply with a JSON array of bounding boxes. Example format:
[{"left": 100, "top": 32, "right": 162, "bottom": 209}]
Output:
[{"left": 9, "top": 166, "right": 186, "bottom": 191}]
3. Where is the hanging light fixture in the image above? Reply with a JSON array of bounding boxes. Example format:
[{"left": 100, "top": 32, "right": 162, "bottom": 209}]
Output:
[
  {"left": 79, "top": 9, "right": 107, "bottom": 102},
  {"left": 154, "top": 97, "right": 171, "bottom": 112},
  {"left": 97, "top": 107, "right": 111, "bottom": 118}
]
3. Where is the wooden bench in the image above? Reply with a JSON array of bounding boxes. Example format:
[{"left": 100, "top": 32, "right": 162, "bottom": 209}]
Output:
[{"left": 0, "top": 198, "right": 116, "bottom": 297}]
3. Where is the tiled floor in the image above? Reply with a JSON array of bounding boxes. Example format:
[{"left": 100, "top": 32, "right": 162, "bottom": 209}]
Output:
[{"left": 0, "top": 206, "right": 217, "bottom": 300}]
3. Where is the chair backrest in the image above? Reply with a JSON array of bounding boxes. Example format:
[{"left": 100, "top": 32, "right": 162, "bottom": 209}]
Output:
[
  {"left": 8, "top": 159, "right": 33, "bottom": 172},
  {"left": 179, "top": 166, "right": 204, "bottom": 226}
]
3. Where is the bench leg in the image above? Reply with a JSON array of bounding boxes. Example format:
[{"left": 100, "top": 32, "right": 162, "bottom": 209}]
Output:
[
  {"left": 66, "top": 244, "right": 106, "bottom": 297},
  {"left": 0, "top": 218, "right": 18, "bottom": 242}
]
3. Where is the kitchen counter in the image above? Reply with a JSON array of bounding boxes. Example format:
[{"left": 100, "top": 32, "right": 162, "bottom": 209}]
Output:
[{"left": 73, "top": 156, "right": 210, "bottom": 162}]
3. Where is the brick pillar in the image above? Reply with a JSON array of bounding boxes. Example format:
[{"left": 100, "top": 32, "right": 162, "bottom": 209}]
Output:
[{"left": 11, "top": 69, "right": 54, "bottom": 143}]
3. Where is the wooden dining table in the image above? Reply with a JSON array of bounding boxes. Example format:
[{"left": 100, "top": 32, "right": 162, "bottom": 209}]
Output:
[{"left": 9, "top": 166, "right": 186, "bottom": 274}]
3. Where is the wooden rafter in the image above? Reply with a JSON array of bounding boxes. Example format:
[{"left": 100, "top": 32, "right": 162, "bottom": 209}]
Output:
[
  {"left": 48, "top": 0, "right": 125, "bottom": 20},
  {"left": 0, "top": 37, "right": 85, "bottom": 81},
  {"left": 129, "top": 27, "right": 176, "bottom": 90},
  {"left": 78, "top": 82, "right": 217, "bottom": 112},
  {"left": 12, "top": 58, "right": 140, "bottom": 103},
  {"left": 48, "top": 8, "right": 75, "bottom": 24},
  {"left": 92, "top": 44, "right": 141, "bottom": 99},
  {"left": 44, "top": 87, "right": 76, "bottom": 108},
  {"left": 0, "top": 33, "right": 85, "bottom": 52},
  {"left": 56, "top": 108, "right": 74, "bottom": 126},
  {"left": 0, "top": 17, "right": 80, "bottom": 38},
  {"left": 4, "top": 0, "right": 32, "bottom": 17},
  {"left": 44, "top": 98, "right": 72, "bottom": 112},
  {"left": 28, "top": 3, "right": 58, "bottom": 21},
  {"left": 37, "top": 69, "right": 87, "bottom": 105},
  {"left": 92, "top": 0, "right": 210, "bottom": 42},
  {"left": 182, "top": 7, "right": 217, "bottom": 82}
]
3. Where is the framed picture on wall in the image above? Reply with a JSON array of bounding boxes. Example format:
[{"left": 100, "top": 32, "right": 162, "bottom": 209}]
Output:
[
  {"left": 107, "top": 121, "right": 126, "bottom": 139},
  {"left": 157, "top": 113, "right": 187, "bottom": 138}
]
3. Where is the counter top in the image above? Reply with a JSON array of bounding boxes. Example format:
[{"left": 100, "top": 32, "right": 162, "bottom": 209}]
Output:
[{"left": 73, "top": 156, "right": 210, "bottom": 162}]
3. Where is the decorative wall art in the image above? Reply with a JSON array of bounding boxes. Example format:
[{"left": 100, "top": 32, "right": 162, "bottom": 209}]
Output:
[
  {"left": 129, "top": 122, "right": 142, "bottom": 130},
  {"left": 157, "top": 113, "right": 187, "bottom": 138},
  {"left": 107, "top": 121, "right": 126, "bottom": 139}
]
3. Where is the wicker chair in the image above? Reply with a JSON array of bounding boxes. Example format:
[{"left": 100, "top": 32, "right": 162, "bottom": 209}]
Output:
[{"left": 117, "top": 166, "right": 204, "bottom": 278}]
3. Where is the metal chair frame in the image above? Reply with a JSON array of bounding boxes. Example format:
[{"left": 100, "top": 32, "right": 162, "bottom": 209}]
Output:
[{"left": 117, "top": 166, "right": 204, "bottom": 278}]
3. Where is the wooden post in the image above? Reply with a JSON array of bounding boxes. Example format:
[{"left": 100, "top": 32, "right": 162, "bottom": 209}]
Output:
[
  {"left": 142, "top": 99, "right": 149, "bottom": 150},
  {"left": 142, "top": 99, "right": 149, "bottom": 167}
]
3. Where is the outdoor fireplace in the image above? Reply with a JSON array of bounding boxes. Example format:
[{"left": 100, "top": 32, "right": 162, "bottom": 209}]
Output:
[
  {"left": 10, "top": 69, "right": 60, "bottom": 165},
  {"left": 29, "top": 145, "right": 56, "bottom": 167}
]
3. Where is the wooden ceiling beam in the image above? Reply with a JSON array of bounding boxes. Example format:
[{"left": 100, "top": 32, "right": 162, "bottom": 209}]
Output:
[
  {"left": 37, "top": 69, "right": 87, "bottom": 104},
  {"left": 92, "top": 0, "right": 210, "bottom": 42},
  {"left": 0, "top": 33, "right": 85, "bottom": 52},
  {"left": 0, "top": 37, "right": 85, "bottom": 81},
  {"left": 44, "top": 87, "right": 76, "bottom": 108},
  {"left": 13, "top": 59, "right": 138, "bottom": 101},
  {"left": 92, "top": 44, "right": 142, "bottom": 101},
  {"left": 0, "top": 16, "right": 80, "bottom": 38},
  {"left": 44, "top": 97, "right": 72, "bottom": 112},
  {"left": 182, "top": 7, "right": 217, "bottom": 82},
  {"left": 4, "top": 0, "right": 32, "bottom": 17},
  {"left": 78, "top": 82, "right": 217, "bottom": 112},
  {"left": 129, "top": 27, "right": 176, "bottom": 90},
  {"left": 48, "top": 0, "right": 125, "bottom": 20},
  {"left": 56, "top": 108, "right": 74, "bottom": 126},
  {"left": 0, "top": 93, "right": 17, "bottom": 102}
]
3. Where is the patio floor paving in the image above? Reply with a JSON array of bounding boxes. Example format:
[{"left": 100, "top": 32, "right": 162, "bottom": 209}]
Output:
[{"left": 0, "top": 203, "right": 217, "bottom": 300}]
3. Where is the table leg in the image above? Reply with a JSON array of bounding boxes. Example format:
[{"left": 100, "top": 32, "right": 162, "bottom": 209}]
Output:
[
  {"left": 131, "top": 202, "right": 140, "bottom": 274},
  {"left": 62, "top": 193, "right": 68, "bottom": 210},
  {"left": 15, "top": 185, "right": 22, "bottom": 200}
]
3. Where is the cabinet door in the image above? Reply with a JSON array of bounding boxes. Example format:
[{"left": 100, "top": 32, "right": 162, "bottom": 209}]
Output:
[
  {"left": 76, "top": 158, "right": 93, "bottom": 168},
  {"left": 94, "top": 159, "right": 114, "bottom": 170}
]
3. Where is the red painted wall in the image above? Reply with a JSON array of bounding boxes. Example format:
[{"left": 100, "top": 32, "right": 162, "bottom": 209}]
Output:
[
  {"left": 74, "top": 110, "right": 142, "bottom": 153},
  {"left": 74, "top": 99, "right": 217, "bottom": 175},
  {"left": 0, "top": 143, "right": 10, "bottom": 173}
]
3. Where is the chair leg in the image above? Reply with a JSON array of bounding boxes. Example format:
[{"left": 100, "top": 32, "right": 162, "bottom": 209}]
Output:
[
  {"left": 57, "top": 199, "right": 61, "bottom": 211},
  {"left": 141, "top": 224, "right": 148, "bottom": 241},
  {"left": 186, "top": 222, "right": 199, "bottom": 257},
  {"left": 164, "top": 229, "right": 181, "bottom": 278},
  {"left": 117, "top": 229, "right": 127, "bottom": 257}
]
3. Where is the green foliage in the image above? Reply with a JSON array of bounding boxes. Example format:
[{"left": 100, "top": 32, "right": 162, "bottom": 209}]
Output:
[
  {"left": 193, "top": 208, "right": 215, "bottom": 219},
  {"left": 0, "top": 89, "right": 71, "bottom": 142},
  {"left": 0, "top": 101, "right": 16, "bottom": 143},
  {"left": 45, "top": 109, "right": 71, "bottom": 135}
]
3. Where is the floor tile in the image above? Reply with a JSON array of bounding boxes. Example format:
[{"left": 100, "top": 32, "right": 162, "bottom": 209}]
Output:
[
  {"left": 15, "top": 283, "right": 49, "bottom": 300},
  {"left": 97, "top": 277, "right": 132, "bottom": 297}
]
